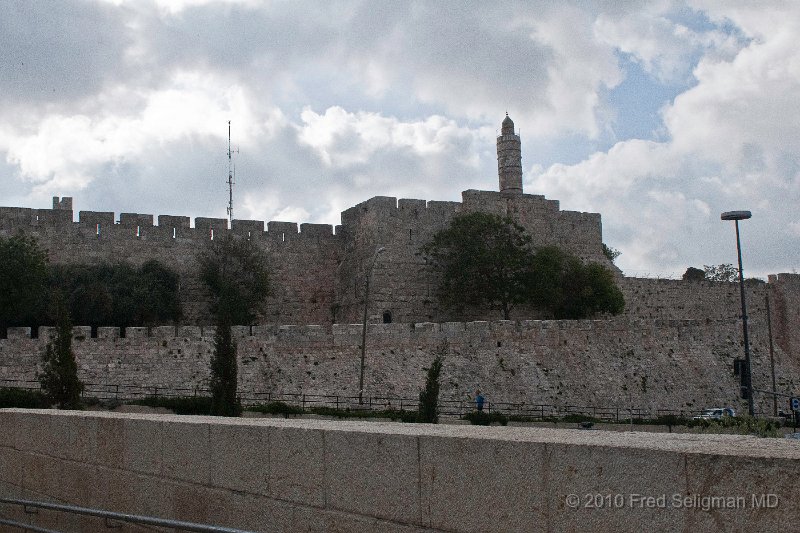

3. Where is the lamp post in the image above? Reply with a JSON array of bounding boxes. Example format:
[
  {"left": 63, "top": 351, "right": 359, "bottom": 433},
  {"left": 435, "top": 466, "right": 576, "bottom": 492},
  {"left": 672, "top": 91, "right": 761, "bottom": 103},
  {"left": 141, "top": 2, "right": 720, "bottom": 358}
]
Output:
[
  {"left": 358, "top": 246, "right": 385, "bottom": 404},
  {"left": 721, "top": 210, "right": 754, "bottom": 416}
]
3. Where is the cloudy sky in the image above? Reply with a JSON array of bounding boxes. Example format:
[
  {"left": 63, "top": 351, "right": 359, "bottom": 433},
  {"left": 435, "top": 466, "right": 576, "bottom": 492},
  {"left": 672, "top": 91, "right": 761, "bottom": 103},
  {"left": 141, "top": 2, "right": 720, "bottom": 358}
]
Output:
[{"left": 1, "top": 0, "right": 798, "bottom": 278}]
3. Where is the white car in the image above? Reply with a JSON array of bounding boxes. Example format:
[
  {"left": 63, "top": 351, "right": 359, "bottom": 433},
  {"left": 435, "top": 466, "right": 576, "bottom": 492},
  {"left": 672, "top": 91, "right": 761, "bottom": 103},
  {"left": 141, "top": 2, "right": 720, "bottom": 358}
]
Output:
[{"left": 693, "top": 408, "right": 736, "bottom": 420}]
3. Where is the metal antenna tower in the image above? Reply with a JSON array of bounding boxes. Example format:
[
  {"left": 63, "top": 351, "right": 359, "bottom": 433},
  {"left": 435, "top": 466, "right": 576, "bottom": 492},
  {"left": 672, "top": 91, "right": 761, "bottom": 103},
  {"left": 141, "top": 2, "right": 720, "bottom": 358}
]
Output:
[{"left": 226, "top": 120, "right": 239, "bottom": 223}]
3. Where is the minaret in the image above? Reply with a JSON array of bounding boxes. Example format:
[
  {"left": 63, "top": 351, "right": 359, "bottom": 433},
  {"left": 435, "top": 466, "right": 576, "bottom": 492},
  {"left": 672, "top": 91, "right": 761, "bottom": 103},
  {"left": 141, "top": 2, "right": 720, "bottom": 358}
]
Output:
[{"left": 497, "top": 113, "right": 523, "bottom": 194}]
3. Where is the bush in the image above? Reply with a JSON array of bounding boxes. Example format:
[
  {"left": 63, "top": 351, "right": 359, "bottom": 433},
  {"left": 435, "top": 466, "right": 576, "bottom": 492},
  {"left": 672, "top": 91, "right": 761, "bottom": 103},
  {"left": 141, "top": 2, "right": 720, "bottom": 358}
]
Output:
[
  {"left": 0, "top": 387, "right": 49, "bottom": 408},
  {"left": 463, "top": 411, "right": 508, "bottom": 426},
  {"left": 246, "top": 401, "right": 304, "bottom": 417},
  {"left": 130, "top": 395, "right": 213, "bottom": 415}
]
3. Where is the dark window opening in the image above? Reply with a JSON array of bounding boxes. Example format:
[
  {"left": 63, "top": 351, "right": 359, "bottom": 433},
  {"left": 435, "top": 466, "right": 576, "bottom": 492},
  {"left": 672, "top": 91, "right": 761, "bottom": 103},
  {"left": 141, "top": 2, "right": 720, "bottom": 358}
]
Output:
[
  {"left": 382, "top": 310, "right": 392, "bottom": 324},
  {"left": 120, "top": 327, "right": 127, "bottom": 339},
  {"left": 90, "top": 325, "right": 98, "bottom": 339},
  {"left": 31, "top": 326, "right": 39, "bottom": 339}
]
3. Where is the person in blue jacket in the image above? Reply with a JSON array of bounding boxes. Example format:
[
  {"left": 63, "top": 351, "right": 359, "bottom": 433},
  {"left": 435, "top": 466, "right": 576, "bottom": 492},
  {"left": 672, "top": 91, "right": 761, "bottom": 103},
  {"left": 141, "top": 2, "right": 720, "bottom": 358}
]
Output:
[{"left": 475, "top": 390, "right": 485, "bottom": 412}]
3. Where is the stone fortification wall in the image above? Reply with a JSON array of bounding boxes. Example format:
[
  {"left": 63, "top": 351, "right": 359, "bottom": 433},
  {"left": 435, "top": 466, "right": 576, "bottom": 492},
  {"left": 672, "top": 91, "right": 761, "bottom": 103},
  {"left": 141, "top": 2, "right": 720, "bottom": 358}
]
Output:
[
  {"left": 769, "top": 273, "right": 800, "bottom": 361},
  {"left": 335, "top": 190, "right": 609, "bottom": 324},
  {"left": 2, "top": 316, "right": 797, "bottom": 415},
  {"left": 2, "top": 197, "right": 798, "bottom": 363},
  {"left": 0, "top": 201, "right": 341, "bottom": 326}
]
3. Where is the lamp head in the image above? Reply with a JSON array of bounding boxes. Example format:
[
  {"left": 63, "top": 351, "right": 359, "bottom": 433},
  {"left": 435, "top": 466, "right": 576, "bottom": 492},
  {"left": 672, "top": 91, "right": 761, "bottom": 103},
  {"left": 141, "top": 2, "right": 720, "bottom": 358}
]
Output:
[{"left": 721, "top": 210, "right": 752, "bottom": 221}]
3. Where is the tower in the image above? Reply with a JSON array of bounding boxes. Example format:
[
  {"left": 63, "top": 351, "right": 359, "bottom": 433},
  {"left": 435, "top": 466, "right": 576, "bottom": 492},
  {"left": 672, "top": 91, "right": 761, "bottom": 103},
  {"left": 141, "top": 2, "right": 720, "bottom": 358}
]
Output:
[{"left": 497, "top": 114, "right": 523, "bottom": 194}]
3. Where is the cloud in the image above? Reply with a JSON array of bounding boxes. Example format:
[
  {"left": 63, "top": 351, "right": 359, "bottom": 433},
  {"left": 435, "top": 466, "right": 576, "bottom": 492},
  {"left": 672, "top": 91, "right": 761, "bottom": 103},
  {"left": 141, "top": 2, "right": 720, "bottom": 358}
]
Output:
[
  {"left": 0, "top": 1, "right": 797, "bottom": 278},
  {"left": 0, "top": 0, "right": 131, "bottom": 111},
  {"left": 530, "top": 1, "right": 800, "bottom": 276}
]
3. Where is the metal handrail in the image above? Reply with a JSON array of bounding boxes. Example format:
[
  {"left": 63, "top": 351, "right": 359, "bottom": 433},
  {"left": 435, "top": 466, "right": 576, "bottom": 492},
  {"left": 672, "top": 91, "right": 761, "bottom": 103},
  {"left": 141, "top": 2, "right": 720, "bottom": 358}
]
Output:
[{"left": 0, "top": 497, "right": 256, "bottom": 533}]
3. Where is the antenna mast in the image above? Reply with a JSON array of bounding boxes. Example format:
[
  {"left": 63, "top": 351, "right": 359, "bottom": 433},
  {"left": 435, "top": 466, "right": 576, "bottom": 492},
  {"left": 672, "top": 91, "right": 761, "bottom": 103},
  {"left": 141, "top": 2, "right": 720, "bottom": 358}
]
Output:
[{"left": 226, "top": 120, "right": 238, "bottom": 223}]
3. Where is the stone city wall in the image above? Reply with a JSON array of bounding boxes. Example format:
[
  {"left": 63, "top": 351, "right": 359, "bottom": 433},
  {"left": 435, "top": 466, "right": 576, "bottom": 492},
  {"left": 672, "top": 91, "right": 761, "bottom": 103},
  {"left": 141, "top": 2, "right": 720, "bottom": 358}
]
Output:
[
  {"left": 2, "top": 317, "right": 797, "bottom": 415},
  {"left": 1, "top": 410, "right": 798, "bottom": 532},
  {"left": 0, "top": 201, "right": 341, "bottom": 326}
]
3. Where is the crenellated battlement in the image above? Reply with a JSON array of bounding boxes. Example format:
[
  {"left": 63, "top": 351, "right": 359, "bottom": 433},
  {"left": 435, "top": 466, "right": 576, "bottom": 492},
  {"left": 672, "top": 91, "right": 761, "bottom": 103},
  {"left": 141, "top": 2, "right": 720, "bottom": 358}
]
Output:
[
  {"left": 0, "top": 201, "right": 338, "bottom": 243},
  {"left": 1, "top": 317, "right": 732, "bottom": 345}
]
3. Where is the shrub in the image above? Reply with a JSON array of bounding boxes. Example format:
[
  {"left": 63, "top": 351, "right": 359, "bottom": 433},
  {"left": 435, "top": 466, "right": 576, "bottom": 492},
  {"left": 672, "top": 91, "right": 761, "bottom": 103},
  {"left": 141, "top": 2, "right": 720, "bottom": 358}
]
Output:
[
  {"left": 246, "top": 401, "right": 304, "bottom": 417},
  {"left": 0, "top": 387, "right": 49, "bottom": 408},
  {"left": 463, "top": 411, "right": 508, "bottom": 426},
  {"left": 130, "top": 395, "right": 213, "bottom": 415}
]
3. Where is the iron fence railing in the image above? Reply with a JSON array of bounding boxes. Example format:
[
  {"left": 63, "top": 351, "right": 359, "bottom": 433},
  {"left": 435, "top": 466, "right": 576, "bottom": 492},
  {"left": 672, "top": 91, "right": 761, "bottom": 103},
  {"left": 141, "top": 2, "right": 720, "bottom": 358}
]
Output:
[
  {"left": 1, "top": 378, "right": 706, "bottom": 421},
  {"left": 0, "top": 497, "right": 254, "bottom": 532}
]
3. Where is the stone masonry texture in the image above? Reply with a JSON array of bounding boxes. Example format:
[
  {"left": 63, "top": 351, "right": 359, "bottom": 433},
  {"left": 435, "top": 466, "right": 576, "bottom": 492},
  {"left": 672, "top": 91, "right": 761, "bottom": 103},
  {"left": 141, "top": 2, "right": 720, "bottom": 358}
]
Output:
[{"left": 1, "top": 410, "right": 798, "bottom": 532}]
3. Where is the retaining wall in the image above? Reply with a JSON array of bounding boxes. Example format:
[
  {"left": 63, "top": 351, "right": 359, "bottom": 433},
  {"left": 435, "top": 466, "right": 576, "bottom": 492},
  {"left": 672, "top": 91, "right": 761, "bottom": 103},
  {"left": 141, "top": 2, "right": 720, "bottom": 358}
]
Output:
[{"left": 0, "top": 410, "right": 798, "bottom": 532}]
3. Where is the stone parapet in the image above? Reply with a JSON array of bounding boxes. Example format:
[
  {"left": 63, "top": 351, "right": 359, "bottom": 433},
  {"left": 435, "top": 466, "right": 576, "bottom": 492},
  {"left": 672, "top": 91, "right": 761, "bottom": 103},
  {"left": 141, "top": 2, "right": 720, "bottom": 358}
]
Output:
[{"left": 1, "top": 410, "right": 797, "bottom": 532}]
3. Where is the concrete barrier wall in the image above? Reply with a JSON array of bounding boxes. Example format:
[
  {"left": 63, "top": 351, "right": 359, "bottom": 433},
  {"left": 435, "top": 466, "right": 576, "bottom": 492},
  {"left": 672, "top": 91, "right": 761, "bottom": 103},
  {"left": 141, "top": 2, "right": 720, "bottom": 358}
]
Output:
[{"left": 1, "top": 410, "right": 798, "bottom": 532}]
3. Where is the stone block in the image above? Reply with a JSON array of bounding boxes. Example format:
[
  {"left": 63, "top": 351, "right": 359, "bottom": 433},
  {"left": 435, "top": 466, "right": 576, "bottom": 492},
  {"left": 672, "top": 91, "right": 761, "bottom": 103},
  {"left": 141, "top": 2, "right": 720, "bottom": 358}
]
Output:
[
  {"left": 177, "top": 326, "right": 202, "bottom": 338},
  {"left": 209, "top": 423, "right": 268, "bottom": 494},
  {"left": 22, "top": 451, "right": 64, "bottom": 495},
  {"left": 546, "top": 443, "right": 686, "bottom": 532},
  {"left": 151, "top": 326, "right": 176, "bottom": 339},
  {"left": 97, "top": 327, "right": 120, "bottom": 339},
  {"left": 419, "top": 434, "right": 546, "bottom": 532},
  {"left": 71, "top": 326, "right": 91, "bottom": 340},
  {"left": 231, "top": 325, "right": 251, "bottom": 339},
  {"left": 413, "top": 322, "right": 439, "bottom": 334},
  {"left": 5, "top": 327, "right": 30, "bottom": 339},
  {"left": 14, "top": 411, "right": 53, "bottom": 456},
  {"left": 0, "top": 447, "right": 23, "bottom": 488},
  {"left": 269, "top": 425, "right": 325, "bottom": 506},
  {"left": 123, "top": 417, "right": 164, "bottom": 475},
  {"left": 49, "top": 413, "right": 98, "bottom": 464},
  {"left": 162, "top": 420, "right": 210, "bottom": 484},
  {"left": 325, "top": 430, "right": 421, "bottom": 524},
  {"left": 204, "top": 489, "right": 295, "bottom": 532},
  {"left": 440, "top": 322, "right": 465, "bottom": 336},
  {"left": 491, "top": 320, "right": 517, "bottom": 334},
  {"left": 126, "top": 327, "right": 149, "bottom": 339}
]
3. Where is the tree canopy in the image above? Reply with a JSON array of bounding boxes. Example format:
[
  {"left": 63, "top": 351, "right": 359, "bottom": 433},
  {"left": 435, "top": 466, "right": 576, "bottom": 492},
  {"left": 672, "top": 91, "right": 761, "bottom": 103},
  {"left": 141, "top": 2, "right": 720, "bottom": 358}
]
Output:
[
  {"left": 0, "top": 235, "right": 49, "bottom": 330},
  {"left": 198, "top": 234, "right": 271, "bottom": 324},
  {"left": 422, "top": 213, "right": 624, "bottom": 320},
  {"left": 49, "top": 260, "right": 182, "bottom": 327},
  {"left": 421, "top": 212, "right": 535, "bottom": 319},
  {"left": 703, "top": 263, "right": 739, "bottom": 282}
]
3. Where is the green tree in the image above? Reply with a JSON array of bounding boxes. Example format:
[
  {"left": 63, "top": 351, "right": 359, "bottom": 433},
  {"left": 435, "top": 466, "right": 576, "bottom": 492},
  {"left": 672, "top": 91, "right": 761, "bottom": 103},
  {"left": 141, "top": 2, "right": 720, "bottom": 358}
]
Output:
[
  {"left": 0, "top": 235, "right": 49, "bottom": 332},
  {"left": 423, "top": 215, "right": 624, "bottom": 320},
  {"left": 703, "top": 264, "right": 738, "bottom": 282},
  {"left": 39, "top": 293, "right": 84, "bottom": 409},
  {"left": 198, "top": 235, "right": 271, "bottom": 416},
  {"left": 48, "top": 261, "right": 182, "bottom": 328},
  {"left": 209, "top": 314, "right": 241, "bottom": 416},
  {"left": 682, "top": 267, "right": 705, "bottom": 282},
  {"left": 602, "top": 243, "right": 621, "bottom": 263},
  {"left": 132, "top": 260, "right": 183, "bottom": 325},
  {"left": 417, "top": 342, "right": 446, "bottom": 424},
  {"left": 199, "top": 235, "right": 271, "bottom": 325},
  {"left": 530, "top": 247, "right": 625, "bottom": 319},
  {"left": 421, "top": 212, "right": 535, "bottom": 319}
]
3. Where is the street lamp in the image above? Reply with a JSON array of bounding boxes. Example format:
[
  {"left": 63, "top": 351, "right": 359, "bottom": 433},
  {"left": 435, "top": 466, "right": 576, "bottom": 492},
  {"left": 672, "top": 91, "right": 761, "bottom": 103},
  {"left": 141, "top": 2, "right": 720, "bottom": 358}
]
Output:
[
  {"left": 358, "top": 246, "right": 386, "bottom": 404},
  {"left": 721, "top": 210, "right": 754, "bottom": 416}
]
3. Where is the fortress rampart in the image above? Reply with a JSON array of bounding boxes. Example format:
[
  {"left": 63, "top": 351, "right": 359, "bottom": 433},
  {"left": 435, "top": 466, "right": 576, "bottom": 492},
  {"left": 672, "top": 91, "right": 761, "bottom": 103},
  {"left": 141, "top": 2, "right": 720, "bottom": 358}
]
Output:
[{"left": 2, "top": 314, "right": 798, "bottom": 414}]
